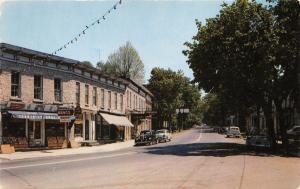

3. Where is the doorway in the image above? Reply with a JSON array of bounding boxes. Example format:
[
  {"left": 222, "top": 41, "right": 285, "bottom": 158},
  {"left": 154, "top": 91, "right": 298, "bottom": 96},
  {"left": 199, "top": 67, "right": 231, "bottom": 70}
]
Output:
[
  {"left": 28, "top": 120, "right": 44, "bottom": 147},
  {"left": 85, "top": 120, "right": 89, "bottom": 140}
]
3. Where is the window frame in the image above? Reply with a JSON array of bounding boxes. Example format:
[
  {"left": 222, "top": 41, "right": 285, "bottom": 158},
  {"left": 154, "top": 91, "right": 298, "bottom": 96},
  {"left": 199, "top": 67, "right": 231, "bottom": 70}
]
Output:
[
  {"left": 85, "top": 84, "right": 89, "bottom": 105},
  {"left": 54, "top": 78, "right": 62, "bottom": 102},
  {"left": 76, "top": 82, "right": 80, "bottom": 105},
  {"left": 93, "top": 87, "right": 97, "bottom": 106},
  {"left": 34, "top": 75, "right": 43, "bottom": 100},
  {"left": 100, "top": 89, "right": 105, "bottom": 108},
  {"left": 11, "top": 71, "right": 21, "bottom": 98}
]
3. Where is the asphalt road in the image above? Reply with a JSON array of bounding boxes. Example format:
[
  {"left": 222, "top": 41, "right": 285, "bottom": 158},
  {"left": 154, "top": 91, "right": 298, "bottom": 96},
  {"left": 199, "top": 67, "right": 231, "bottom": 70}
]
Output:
[{"left": 1, "top": 128, "right": 299, "bottom": 189}]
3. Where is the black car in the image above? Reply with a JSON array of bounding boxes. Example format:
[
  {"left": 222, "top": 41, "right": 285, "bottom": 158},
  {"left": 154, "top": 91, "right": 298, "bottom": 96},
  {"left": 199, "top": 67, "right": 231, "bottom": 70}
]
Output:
[{"left": 135, "top": 130, "right": 158, "bottom": 146}]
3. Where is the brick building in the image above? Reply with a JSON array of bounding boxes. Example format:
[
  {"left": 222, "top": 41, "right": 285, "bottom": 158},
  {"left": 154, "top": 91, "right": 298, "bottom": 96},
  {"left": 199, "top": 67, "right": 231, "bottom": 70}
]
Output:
[
  {"left": 124, "top": 78, "right": 153, "bottom": 138},
  {"left": 0, "top": 43, "right": 153, "bottom": 149}
]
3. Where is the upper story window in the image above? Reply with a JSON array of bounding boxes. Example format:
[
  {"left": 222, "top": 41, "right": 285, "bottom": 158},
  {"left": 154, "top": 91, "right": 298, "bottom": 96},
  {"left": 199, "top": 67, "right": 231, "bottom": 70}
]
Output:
[
  {"left": 120, "top": 94, "right": 123, "bottom": 111},
  {"left": 93, "top": 87, "right": 97, "bottom": 106},
  {"left": 85, "top": 85, "right": 89, "bottom": 105},
  {"left": 54, "top": 78, "right": 62, "bottom": 102},
  {"left": 76, "top": 82, "right": 80, "bottom": 105},
  {"left": 114, "top": 93, "right": 117, "bottom": 110},
  {"left": 135, "top": 95, "right": 137, "bottom": 110},
  {"left": 11, "top": 71, "right": 20, "bottom": 97},
  {"left": 108, "top": 91, "right": 111, "bottom": 109},
  {"left": 34, "top": 75, "right": 43, "bottom": 100},
  {"left": 133, "top": 94, "right": 135, "bottom": 109},
  {"left": 127, "top": 91, "right": 129, "bottom": 108},
  {"left": 101, "top": 89, "right": 105, "bottom": 108}
]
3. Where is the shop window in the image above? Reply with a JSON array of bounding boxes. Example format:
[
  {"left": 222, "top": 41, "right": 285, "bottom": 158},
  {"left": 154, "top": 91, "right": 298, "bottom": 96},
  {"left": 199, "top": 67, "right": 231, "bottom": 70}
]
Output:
[
  {"left": 75, "top": 124, "right": 83, "bottom": 137},
  {"left": 11, "top": 71, "right": 20, "bottom": 97},
  {"left": 34, "top": 75, "right": 43, "bottom": 100},
  {"left": 54, "top": 78, "right": 62, "bottom": 102},
  {"left": 2, "top": 118, "right": 26, "bottom": 137},
  {"left": 45, "top": 120, "right": 65, "bottom": 137}
]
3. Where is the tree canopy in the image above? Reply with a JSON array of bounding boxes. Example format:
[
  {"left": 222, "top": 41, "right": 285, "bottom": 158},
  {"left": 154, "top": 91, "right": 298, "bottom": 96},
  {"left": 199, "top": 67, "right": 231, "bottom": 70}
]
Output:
[
  {"left": 183, "top": 0, "right": 300, "bottom": 146},
  {"left": 147, "top": 67, "right": 203, "bottom": 129},
  {"left": 97, "top": 42, "right": 145, "bottom": 85}
]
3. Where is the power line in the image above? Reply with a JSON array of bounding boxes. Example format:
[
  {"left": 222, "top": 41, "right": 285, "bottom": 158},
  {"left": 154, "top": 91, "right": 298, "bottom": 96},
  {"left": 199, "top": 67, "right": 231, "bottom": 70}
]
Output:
[{"left": 51, "top": 0, "right": 122, "bottom": 55}]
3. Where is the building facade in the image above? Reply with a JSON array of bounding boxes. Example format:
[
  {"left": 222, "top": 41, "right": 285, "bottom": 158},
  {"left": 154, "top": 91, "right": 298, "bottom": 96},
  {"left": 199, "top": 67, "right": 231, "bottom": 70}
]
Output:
[
  {"left": 0, "top": 43, "right": 152, "bottom": 149},
  {"left": 124, "top": 78, "right": 153, "bottom": 138}
]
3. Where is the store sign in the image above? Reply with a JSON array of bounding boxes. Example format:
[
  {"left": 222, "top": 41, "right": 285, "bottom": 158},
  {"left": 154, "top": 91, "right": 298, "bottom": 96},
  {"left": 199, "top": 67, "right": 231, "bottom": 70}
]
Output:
[
  {"left": 57, "top": 107, "right": 74, "bottom": 116},
  {"left": 8, "top": 102, "right": 25, "bottom": 110},
  {"left": 74, "top": 119, "right": 82, "bottom": 124},
  {"left": 59, "top": 116, "right": 73, "bottom": 123},
  {"left": 74, "top": 106, "right": 82, "bottom": 119}
]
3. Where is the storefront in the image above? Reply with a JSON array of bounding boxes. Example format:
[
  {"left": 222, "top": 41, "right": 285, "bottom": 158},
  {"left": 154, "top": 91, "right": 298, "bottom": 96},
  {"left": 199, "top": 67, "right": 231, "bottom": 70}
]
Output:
[
  {"left": 1, "top": 110, "right": 60, "bottom": 148},
  {"left": 96, "top": 112, "right": 133, "bottom": 143}
]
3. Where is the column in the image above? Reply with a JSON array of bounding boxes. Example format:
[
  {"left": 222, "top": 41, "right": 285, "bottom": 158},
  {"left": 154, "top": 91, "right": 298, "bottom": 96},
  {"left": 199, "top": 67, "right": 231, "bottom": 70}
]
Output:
[{"left": 0, "top": 112, "right": 2, "bottom": 144}]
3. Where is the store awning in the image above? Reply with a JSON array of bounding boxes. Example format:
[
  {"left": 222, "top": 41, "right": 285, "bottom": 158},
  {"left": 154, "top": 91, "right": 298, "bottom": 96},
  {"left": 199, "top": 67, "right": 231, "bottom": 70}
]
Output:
[
  {"left": 7, "top": 111, "right": 59, "bottom": 120},
  {"left": 99, "top": 113, "right": 134, "bottom": 127}
]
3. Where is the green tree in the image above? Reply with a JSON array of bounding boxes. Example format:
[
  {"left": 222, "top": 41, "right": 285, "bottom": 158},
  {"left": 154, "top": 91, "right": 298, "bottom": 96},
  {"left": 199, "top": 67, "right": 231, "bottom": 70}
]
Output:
[
  {"left": 97, "top": 42, "right": 145, "bottom": 85},
  {"left": 81, "top": 61, "right": 94, "bottom": 68},
  {"left": 148, "top": 67, "right": 203, "bottom": 129},
  {"left": 184, "top": 0, "right": 279, "bottom": 145},
  {"left": 271, "top": 0, "right": 300, "bottom": 151}
]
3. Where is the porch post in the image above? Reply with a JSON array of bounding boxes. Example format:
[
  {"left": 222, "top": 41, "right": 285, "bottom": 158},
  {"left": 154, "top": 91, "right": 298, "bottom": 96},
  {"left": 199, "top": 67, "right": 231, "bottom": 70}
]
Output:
[{"left": 0, "top": 112, "right": 2, "bottom": 144}]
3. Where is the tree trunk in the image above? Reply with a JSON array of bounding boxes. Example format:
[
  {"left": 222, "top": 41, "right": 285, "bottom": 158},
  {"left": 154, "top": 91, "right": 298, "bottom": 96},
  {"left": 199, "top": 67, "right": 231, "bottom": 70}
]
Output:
[{"left": 263, "top": 102, "right": 277, "bottom": 150}]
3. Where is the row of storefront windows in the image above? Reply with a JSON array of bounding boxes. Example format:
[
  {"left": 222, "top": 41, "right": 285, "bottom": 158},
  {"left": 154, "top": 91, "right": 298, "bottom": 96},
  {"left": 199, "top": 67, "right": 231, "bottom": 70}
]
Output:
[{"left": 1, "top": 119, "right": 129, "bottom": 147}]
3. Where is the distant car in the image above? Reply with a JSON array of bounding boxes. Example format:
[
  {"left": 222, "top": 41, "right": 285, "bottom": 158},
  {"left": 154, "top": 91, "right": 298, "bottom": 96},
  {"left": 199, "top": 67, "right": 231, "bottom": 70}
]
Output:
[
  {"left": 287, "top": 125, "right": 300, "bottom": 141},
  {"left": 155, "top": 129, "right": 172, "bottom": 143},
  {"left": 246, "top": 135, "right": 271, "bottom": 148},
  {"left": 226, "top": 126, "right": 241, "bottom": 138},
  {"left": 135, "top": 130, "right": 158, "bottom": 146}
]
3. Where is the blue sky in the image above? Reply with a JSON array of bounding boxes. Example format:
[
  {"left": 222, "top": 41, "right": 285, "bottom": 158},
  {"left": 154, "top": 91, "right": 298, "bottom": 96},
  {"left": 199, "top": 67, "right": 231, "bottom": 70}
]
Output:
[{"left": 0, "top": 0, "right": 235, "bottom": 82}]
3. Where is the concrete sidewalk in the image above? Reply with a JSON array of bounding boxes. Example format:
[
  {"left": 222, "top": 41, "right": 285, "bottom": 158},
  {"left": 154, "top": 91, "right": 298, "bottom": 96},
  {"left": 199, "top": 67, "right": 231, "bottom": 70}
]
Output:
[{"left": 0, "top": 140, "right": 134, "bottom": 161}]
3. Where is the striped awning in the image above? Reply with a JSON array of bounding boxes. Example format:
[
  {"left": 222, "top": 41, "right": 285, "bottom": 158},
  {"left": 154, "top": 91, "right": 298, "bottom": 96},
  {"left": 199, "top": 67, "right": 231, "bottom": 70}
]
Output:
[{"left": 8, "top": 111, "right": 59, "bottom": 120}]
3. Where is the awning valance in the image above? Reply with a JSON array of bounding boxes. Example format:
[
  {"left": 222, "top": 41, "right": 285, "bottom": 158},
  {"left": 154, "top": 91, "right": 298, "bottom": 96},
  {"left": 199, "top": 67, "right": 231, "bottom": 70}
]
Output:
[
  {"left": 99, "top": 113, "right": 134, "bottom": 127},
  {"left": 8, "top": 111, "right": 59, "bottom": 120}
]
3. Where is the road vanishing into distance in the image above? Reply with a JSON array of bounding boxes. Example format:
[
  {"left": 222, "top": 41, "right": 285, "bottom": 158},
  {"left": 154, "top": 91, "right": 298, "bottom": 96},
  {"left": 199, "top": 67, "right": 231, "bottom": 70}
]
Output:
[{"left": 1, "top": 127, "right": 300, "bottom": 189}]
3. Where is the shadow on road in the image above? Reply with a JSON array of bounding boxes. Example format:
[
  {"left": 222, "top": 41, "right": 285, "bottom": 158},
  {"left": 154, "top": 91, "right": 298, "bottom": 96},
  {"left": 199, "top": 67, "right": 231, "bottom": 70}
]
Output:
[{"left": 145, "top": 142, "right": 298, "bottom": 157}]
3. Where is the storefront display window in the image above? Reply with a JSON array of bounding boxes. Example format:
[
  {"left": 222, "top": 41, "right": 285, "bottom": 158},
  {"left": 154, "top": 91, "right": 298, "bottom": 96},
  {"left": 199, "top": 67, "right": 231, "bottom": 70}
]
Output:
[
  {"left": 45, "top": 120, "right": 65, "bottom": 137},
  {"left": 2, "top": 118, "right": 26, "bottom": 137},
  {"left": 75, "top": 124, "right": 83, "bottom": 137}
]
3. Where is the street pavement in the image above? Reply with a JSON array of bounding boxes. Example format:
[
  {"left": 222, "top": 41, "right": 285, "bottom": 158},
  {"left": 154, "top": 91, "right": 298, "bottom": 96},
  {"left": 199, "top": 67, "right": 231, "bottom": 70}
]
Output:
[{"left": 0, "top": 128, "right": 299, "bottom": 189}]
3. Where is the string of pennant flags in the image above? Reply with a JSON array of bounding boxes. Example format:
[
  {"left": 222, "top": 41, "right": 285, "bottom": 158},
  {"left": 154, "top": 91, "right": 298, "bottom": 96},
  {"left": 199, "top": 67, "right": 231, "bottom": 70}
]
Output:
[{"left": 51, "top": 0, "right": 122, "bottom": 55}]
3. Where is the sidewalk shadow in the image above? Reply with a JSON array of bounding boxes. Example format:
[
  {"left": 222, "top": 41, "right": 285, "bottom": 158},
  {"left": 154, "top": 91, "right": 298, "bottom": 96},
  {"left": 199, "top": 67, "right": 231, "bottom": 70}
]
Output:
[{"left": 145, "top": 142, "right": 298, "bottom": 157}]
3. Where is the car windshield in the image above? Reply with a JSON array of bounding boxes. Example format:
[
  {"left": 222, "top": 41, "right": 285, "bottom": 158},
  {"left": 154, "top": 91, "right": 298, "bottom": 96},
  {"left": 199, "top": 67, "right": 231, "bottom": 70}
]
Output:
[
  {"left": 140, "top": 131, "right": 150, "bottom": 135},
  {"left": 156, "top": 130, "right": 164, "bottom": 134}
]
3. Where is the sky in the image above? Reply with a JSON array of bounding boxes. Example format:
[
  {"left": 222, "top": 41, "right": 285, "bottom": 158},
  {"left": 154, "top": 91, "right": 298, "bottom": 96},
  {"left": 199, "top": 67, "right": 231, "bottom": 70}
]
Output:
[{"left": 0, "top": 0, "right": 236, "bottom": 82}]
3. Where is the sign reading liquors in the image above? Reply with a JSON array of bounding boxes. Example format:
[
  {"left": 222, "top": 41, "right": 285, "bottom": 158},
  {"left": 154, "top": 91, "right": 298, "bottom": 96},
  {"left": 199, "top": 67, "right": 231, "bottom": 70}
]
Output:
[{"left": 57, "top": 107, "right": 74, "bottom": 116}]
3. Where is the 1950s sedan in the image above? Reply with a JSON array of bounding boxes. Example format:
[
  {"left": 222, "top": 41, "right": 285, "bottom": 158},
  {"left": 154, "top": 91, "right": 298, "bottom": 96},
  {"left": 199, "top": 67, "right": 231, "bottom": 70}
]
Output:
[{"left": 135, "top": 130, "right": 158, "bottom": 146}]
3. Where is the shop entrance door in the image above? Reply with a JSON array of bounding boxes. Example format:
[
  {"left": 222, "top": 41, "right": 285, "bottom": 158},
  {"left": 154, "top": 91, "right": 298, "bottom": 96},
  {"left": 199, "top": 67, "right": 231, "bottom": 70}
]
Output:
[
  {"left": 85, "top": 120, "right": 89, "bottom": 140},
  {"left": 28, "top": 120, "right": 43, "bottom": 147}
]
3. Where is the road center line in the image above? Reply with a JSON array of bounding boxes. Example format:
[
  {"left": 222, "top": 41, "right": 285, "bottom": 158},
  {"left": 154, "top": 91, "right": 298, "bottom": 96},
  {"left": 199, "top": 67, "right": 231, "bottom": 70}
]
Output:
[{"left": 0, "top": 152, "right": 136, "bottom": 170}]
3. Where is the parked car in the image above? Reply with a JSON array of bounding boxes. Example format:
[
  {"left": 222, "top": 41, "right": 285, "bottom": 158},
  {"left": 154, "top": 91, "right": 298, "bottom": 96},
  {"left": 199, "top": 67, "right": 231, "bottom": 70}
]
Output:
[
  {"left": 246, "top": 135, "right": 271, "bottom": 148},
  {"left": 287, "top": 125, "right": 300, "bottom": 141},
  {"left": 135, "top": 130, "right": 158, "bottom": 146},
  {"left": 155, "top": 129, "right": 172, "bottom": 143},
  {"left": 225, "top": 126, "right": 241, "bottom": 138}
]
